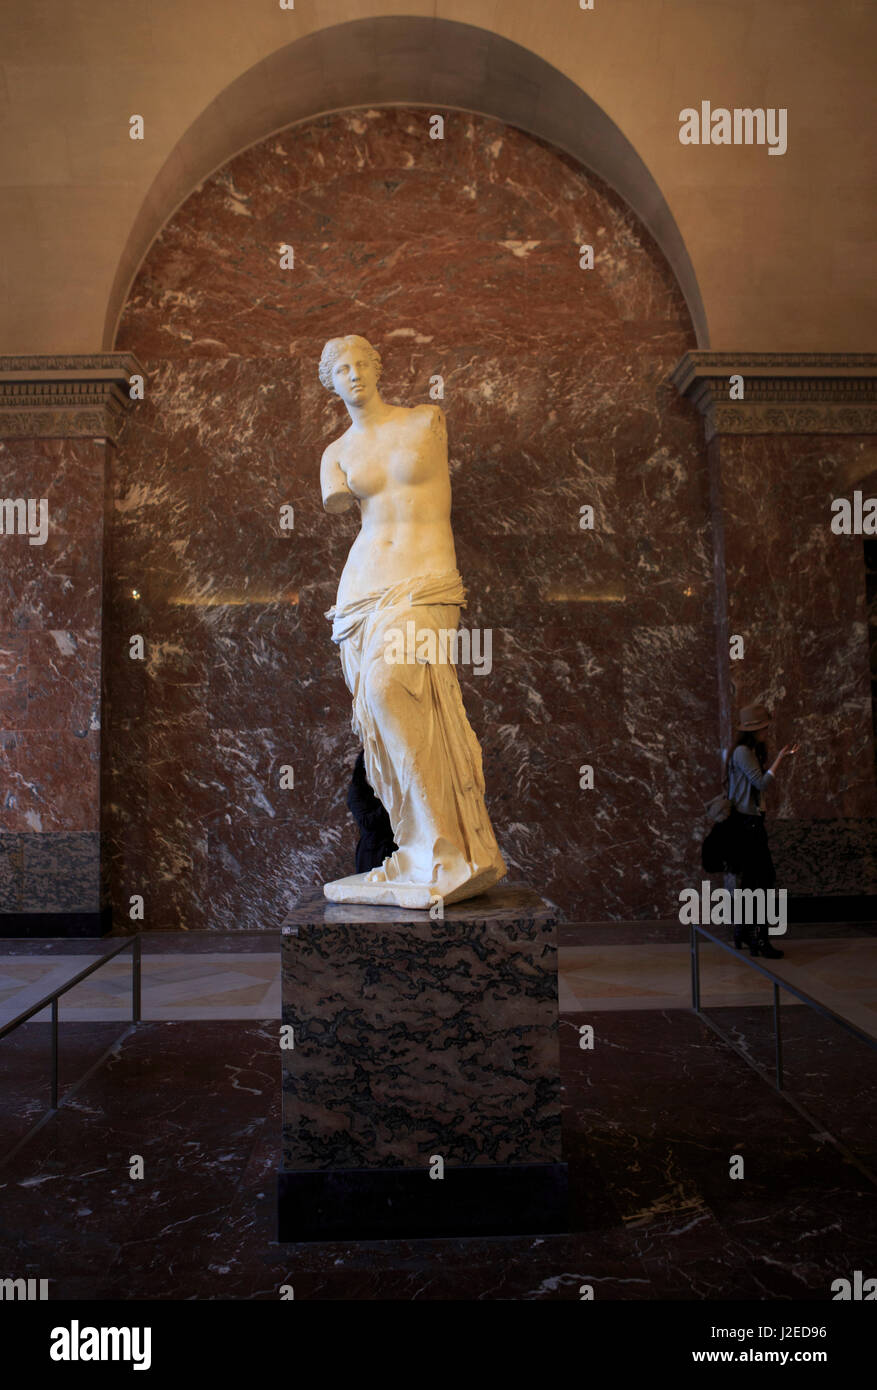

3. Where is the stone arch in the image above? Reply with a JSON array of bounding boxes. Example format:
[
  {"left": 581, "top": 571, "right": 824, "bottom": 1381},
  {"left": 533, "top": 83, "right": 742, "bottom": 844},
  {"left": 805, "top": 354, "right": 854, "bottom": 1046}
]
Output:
[
  {"left": 105, "top": 15, "right": 707, "bottom": 349},
  {"left": 104, "top": 101, "right": 710, "bottom": 928}
]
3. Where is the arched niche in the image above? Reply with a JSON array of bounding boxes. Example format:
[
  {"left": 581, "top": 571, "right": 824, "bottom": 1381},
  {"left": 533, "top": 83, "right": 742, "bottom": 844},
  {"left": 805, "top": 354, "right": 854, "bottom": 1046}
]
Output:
[{"left": 105, "top": 15, "right": 706, "bottom": 349}]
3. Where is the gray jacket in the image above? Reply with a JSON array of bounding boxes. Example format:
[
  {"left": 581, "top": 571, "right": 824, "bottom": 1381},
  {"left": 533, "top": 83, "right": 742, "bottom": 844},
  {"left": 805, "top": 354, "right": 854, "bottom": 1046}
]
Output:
[{"left": 728, "top": 744, "right": 773, "bottom": 816}]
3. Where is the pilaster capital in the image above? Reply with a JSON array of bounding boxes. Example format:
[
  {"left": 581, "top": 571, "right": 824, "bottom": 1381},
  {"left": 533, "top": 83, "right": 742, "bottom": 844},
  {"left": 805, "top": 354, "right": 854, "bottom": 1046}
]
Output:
[
  {"left": 0, "top": 353, "right": 146, "bottom": 443},
  {"left": 671, "top": 352, "right": 877, "bottom": 442}
]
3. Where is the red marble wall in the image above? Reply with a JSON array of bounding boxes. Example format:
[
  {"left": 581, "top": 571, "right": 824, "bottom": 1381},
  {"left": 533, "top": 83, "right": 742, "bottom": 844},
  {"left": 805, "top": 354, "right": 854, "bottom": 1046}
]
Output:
[
  {"left": 712, "top": 435, "right": 877, "bottom": 893},
  {"left": 0, "top": 437, "right": 104, "bottom": 918},
  {"left": 106, "top": 106, "right": 717, "bottom": 929}
]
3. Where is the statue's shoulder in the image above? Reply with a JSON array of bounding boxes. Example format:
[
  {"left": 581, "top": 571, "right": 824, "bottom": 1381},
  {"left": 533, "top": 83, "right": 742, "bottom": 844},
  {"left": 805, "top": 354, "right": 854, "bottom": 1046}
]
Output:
[
  {"left": 411, "top": 402, "right": 446, "bottom": 436},
  {"left": 321, "top": 424, "right": 353, "bottom": 461}
]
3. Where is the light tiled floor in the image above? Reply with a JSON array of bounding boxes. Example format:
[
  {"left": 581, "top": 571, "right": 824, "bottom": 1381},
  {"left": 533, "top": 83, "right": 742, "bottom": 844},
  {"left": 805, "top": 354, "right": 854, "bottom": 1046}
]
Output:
[
  {"left": 559, "top": 939, "right": 877, "bottom": 1038},
  {"left": 559, "top": 941, "right": 778, "bottom": 1012},
  {"left": 0, "top": 955, "right": 280, "bottom": 1023},
  {"left": 0, "top": 939, "right": 874, "bottom": 1039}
]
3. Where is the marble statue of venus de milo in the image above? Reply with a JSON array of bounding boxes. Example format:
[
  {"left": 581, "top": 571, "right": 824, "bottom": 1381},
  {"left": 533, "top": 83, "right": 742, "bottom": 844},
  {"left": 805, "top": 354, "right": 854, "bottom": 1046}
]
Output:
[{"left": 318, "top": 334, "right": 507, "bottom": 910}]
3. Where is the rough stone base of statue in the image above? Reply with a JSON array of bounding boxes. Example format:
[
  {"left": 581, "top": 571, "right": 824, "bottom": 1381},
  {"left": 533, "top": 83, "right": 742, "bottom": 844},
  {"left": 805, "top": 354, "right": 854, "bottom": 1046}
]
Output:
[
  {"left": 322, "top": 873, "right": 436, "bottom": 910},
  {"left": 322, "top": 860, "right": 504, "bottom": 910},
  {"left": 278, "top": 884, "right": 567, "bottom": 1241}
]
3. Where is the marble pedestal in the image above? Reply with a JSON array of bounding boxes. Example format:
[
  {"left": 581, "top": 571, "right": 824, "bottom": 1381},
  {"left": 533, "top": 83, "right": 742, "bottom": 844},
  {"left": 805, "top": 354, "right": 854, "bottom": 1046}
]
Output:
[{"left": 278, "top": 884, "right": 566, "bottom": 1241}]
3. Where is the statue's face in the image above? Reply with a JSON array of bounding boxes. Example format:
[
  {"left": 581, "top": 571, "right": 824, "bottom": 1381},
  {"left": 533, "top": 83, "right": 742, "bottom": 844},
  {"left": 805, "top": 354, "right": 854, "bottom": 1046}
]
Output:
[{"left": 331, "top": 345, "right": 378, "bottom": 406}]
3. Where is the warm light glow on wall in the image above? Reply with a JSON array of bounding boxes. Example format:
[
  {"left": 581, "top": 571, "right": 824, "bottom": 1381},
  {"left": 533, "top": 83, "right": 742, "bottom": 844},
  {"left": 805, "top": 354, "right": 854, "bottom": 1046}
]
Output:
[
  {"left": 543, "top": 590, "right": 626, "bottom": 603},
  {"left": 169, "top": 594, "right": 300, "bottom": 607}
]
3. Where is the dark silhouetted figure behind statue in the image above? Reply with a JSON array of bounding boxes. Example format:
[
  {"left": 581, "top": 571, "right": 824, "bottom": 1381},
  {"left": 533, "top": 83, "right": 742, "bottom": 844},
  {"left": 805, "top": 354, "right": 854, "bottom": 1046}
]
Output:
[
  {"left": 347, "top": 749, "right": 397, "bottom": 874},
  {"left": 725, "top": 703, "right": 800, "bottom": 959}
]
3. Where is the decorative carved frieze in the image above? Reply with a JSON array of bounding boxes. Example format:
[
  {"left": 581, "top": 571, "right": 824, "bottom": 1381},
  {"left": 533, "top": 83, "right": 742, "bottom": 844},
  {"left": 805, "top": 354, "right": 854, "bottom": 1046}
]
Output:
[
  {"left": 0, "top": 354, "right": 146, "bottom": 442},
  {"left": 671, "top": 352, "right": 877, "bottom": 441}
]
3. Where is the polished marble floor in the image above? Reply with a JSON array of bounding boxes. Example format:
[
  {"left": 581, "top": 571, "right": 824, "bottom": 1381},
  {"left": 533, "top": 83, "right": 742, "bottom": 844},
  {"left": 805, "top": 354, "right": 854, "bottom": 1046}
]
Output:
[
  {"left": 0, "top": 1012, "right": 873, "bottom": 1300},
  {"left": 1, "top": 922, "right": 874, "bottom": 1299}
]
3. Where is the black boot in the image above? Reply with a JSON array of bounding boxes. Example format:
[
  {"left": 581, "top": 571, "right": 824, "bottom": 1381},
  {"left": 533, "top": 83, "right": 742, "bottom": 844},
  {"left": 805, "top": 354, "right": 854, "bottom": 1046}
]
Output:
[
  {"left": 751, "top": 927, "right": 783, "bottom": 959},
  {"left": 733, "top": 926, "right": 752, "bottom": 950}
]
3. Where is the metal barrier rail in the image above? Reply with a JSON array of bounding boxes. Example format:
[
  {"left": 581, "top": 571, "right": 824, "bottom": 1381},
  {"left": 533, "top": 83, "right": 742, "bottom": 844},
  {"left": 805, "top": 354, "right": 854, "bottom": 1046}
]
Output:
[
  {"left": 0, "top": 934, "right": 141, "bottom": 1163},
  {"left": 690, "top": 922, "right": 877, "bottom": 1184}
]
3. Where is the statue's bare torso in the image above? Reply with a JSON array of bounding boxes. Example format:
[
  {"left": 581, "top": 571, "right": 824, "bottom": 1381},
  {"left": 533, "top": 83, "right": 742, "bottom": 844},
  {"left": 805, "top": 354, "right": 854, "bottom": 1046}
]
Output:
[{"left": 321, "top": 403, "right": 457, "bottom": 607}]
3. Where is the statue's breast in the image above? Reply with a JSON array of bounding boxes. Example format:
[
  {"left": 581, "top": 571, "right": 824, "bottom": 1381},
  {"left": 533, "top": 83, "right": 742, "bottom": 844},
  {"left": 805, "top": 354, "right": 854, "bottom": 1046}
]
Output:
[
  {"left": 341, "top": 446, "right": 386, "bottom": 497},
  {"left": 341, "top": 423, "right": 436, "bottom": 496}
]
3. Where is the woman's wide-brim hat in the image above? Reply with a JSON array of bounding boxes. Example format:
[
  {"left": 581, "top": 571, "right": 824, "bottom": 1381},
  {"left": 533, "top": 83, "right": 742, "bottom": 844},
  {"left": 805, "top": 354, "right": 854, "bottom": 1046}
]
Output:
[{"left": 738, "top": 703, "right": 771, "bottom": 732}]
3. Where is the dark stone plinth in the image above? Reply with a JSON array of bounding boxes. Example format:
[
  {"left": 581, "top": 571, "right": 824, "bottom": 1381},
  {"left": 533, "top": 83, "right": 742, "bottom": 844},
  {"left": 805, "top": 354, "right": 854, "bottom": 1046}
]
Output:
[
  {"left": 277, "top": 1163, "right": 569, "bottom": 1242},
  {"left": 279, "top": 884, "right": 565, "bottom": 1237}
]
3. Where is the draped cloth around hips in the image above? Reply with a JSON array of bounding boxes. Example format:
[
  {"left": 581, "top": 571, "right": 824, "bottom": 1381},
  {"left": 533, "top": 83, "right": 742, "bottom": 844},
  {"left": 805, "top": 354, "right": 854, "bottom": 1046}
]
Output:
[{"left": 325, "top": 570, "right": 505, "bottom": 897}]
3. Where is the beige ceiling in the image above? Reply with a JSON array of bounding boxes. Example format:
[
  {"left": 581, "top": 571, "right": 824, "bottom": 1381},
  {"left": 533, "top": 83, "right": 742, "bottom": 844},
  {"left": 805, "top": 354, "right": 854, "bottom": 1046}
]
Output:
[{"left": 0, "top": 0, "right": 873, "bottom": 354}]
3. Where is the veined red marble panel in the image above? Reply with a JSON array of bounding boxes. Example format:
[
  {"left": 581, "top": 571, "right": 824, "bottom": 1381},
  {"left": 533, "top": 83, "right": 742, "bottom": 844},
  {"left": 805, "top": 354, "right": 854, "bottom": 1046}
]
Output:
[
  {"left": 108, "top": 107, "right": 716, "bottom": 928},
  {"left": 1, "top": 439, "right": 106, "bottom": 913},
  {"left": 714, "top": 434, "right": 877, "bottom": 821}
]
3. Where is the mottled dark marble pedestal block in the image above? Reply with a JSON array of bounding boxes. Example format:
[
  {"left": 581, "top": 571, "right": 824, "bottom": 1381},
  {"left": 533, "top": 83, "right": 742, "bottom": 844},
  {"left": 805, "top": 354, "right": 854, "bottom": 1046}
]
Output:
[{"left": 279, "top": 884, "right": 566, "bottom": 1240}]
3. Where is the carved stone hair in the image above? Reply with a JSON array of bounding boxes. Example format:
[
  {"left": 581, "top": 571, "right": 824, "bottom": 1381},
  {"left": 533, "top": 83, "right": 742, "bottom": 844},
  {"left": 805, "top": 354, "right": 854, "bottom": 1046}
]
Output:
[{"left": 318, "top": 335, "right": 383, "bottom": 393}]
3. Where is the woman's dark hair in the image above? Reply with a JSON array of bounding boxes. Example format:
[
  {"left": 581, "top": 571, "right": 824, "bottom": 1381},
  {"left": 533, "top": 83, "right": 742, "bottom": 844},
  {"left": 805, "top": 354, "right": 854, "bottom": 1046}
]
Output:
[
  {"left": 733, "top": 729, "right": 768, "bottom": 770},
  {"left": 721, "top": 729, "right": 768, "bottom": 785}
]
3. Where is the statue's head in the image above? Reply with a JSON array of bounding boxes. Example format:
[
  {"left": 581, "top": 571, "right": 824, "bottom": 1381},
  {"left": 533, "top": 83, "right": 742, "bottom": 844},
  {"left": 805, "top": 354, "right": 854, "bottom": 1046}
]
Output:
[{"left": 319, "top": 335, "right": 382, "bottom": 407}]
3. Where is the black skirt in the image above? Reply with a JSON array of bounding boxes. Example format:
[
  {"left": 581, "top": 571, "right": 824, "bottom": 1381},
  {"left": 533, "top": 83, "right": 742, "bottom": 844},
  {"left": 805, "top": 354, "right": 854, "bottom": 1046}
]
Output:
[
  {"left": 733, "top": 811, "right": 776, "bottom": 889},
  {"left": 702, "top": 808, "right": 775, "bottom": 884}
]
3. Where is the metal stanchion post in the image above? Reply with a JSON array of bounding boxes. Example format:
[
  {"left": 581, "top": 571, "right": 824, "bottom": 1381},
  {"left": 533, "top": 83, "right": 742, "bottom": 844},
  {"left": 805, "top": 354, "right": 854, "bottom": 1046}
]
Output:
[
  {"left": 133, "top": 935, "right": 142, "bottom": 1023},
  {"left": 51, "top": 997, "right": 59, "bottom": 1109},
  {"left": 691, "top": 926, "right": 701, "bottom": 1011}
]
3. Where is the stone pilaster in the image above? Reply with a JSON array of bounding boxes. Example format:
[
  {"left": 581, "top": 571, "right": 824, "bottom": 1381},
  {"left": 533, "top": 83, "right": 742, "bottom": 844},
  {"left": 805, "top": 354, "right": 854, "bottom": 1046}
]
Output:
[
  {"left": 674, "top": 352, "right": 877, "bottom": 907},
  {"left": 0, "top": 354, "right": 143, "bottom": 933}
]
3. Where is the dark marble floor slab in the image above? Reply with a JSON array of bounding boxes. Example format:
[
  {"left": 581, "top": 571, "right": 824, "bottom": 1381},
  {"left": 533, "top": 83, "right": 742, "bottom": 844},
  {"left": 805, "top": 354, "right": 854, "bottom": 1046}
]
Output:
[
  {"left": 0, "top": 1007, "right": 873, "bottom": 1299},
  {"left": 560, "top": 1008, "right": 876, "bottom": 1301},
  {"left": 0, "top": 1022, "right": 128, "bottom": 1152},
  {"left": 701, "top": 1003, "right": 877, "bottom": 1169}
]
